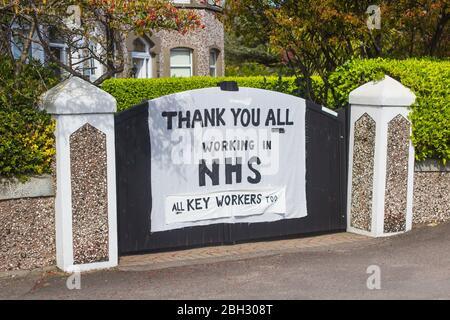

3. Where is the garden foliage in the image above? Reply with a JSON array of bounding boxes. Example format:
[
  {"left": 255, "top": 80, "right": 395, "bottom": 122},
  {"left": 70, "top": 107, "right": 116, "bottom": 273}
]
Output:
[{"left": 0, "top": 58, "right": 58, "bottom": 178}]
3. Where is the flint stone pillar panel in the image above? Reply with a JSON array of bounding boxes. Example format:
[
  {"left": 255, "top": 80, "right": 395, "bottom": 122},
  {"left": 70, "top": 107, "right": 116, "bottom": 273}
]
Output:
[
  {"left": 350, "top": 113, "right": 376, "bottom": 232},
  {"left": 41, "top": 77, "right": 118, "bottom": 272},
  {"left": 347, "top": 75, "right": 416, "bottom": 237},
  {"left": 384, "top": 115, "right": 411, "bottom": 233},
  {"left": 70, "top": 124, "right": 109, "bottom": 265}
]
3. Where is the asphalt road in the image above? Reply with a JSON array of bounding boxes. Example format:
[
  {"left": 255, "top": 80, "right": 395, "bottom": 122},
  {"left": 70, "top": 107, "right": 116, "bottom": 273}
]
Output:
[{"left": 1, "top": 222, "right": 450, "bottom": 299}]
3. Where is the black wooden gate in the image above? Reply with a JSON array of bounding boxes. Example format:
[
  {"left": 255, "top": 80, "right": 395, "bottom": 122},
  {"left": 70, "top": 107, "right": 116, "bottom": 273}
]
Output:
[{"left": 115, "top": 97, "right": 348, "bottom": 255}]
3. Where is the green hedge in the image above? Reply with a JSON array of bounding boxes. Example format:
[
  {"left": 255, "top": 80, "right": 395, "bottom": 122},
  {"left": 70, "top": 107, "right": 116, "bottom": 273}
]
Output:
[
  {"left": 328, "top": 58, "right": 450, "bottom": 163},
  {"left": 103, "top": 58, "right": 449, "bottom": 163},
  {"left": 102, "top": 76, "right": 298, "bottom": 112},
  {"left": 0, "top": 58, "right": 57, "bottom": 179}
]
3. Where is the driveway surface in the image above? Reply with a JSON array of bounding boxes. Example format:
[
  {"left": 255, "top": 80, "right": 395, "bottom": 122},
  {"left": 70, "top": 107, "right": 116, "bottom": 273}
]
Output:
[{"left": 1, "top": 222, "right": 450, "bottom": 299}]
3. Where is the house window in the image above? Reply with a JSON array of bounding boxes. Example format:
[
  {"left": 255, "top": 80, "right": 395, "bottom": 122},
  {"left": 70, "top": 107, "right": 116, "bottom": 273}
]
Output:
[
  {"left": 10, "top": 26, "right": 33, "bottom": 60},
  {"left": 209, "top": 49, "right": 219, "bottom": 77},
  {"left": 170, "top": 48, "right": 193, "bottom": 77},
  {"left": 89, "top": 51, "right": 96, "bottom": 76},
  {"left": 11, "top": 34, "right": 27, "bottom": 60},
  {"left": 48, "top": 27, "right": 68, "bottom": 67},
  {"left": 48, "top": 44, "right": 66, "bottom": 64},
  {"left": 131, "top": 38, "right": 152, "bottom": 78},
  {"left": 47, "top": 43, "right": 67, "bottom": 78},
  {"left": 82, "top": 43, "right": 97, "bottom": 78},
  {"left": 133, "top": 38, "right": 146, "bottom": 53}
]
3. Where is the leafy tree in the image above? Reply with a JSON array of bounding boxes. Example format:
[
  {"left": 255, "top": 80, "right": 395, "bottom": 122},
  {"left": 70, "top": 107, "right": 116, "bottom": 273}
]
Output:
[
  {"left": 0, "top": 0, "right": 203, "bottom": 85},
  {"left": 225, "top": 33, "right": 280, "bottom": 70},
  {"left": 224, "top": 0, "right": 449, "bottom": 104},
  {"left": 223, "top": 0, "right": 281, "bottom": 75},
  {"left": 382, "top": 0, "right": 449, "bottom": 57}
]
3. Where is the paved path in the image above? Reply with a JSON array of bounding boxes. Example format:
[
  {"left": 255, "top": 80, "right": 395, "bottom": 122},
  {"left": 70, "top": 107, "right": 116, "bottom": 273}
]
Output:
[
  {"left": 1, "top": 222, "right": 450, "bottom": 299},
  {"left": 119, "top": 232, "right": 367, "bottom": 271}
]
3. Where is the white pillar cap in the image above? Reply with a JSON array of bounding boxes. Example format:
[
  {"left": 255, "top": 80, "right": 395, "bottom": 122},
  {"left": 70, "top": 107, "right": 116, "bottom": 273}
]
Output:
[
  {"left": 349, "top": 75, "right": 416, "bottom": 106},
  {"left": 40, "top": 76, "right": 117, "bottom": 114}
]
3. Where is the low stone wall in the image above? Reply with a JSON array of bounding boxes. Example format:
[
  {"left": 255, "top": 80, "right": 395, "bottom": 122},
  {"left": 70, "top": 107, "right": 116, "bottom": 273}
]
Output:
[
  {"left": 413, "top": 160, "right": 450, "bottom": 225},
  {"left": 0, "top": 176, "right": 56, "bottom": 272},
  {"left": 0, "top": 157, "right": 449, "bottom": 272}
]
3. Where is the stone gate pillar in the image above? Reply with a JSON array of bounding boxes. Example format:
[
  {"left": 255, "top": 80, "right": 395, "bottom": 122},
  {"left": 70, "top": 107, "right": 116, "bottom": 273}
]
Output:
[
  {"left": 347, "top": 75, "right": 416, "bottom": 237},
  {"left": 41, "top": 77, "right": 118, "bottom": 272}
]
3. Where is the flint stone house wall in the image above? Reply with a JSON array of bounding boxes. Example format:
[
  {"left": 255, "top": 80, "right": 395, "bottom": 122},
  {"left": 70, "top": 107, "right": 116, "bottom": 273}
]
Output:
[
  {"left": 153, "top": 8, "right": 224, "bottom": 78},
  {"left": 413, "top": 160, "right": 450, "bottom": 225},
  {"left": 123, "top": 2, "right": 224, "bottom": 79}
]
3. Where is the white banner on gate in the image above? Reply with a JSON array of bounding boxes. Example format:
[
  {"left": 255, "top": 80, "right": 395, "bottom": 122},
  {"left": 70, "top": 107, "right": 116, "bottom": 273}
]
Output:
[
  {"left": 148, "top": 87, "right": 308, "bottom": 232},
  {"left": 165, "top": 187, "right": 286, "bottom": 224}
]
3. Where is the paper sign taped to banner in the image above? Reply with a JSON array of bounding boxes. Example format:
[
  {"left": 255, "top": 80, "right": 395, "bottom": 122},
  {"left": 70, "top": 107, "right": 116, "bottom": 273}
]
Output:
[{"left": 166, "top": 187, "right": 286, "bottom": 224}]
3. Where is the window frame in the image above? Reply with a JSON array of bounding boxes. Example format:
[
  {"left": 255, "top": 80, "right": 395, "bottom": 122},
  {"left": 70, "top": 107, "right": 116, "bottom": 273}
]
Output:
[
  {"left": 48, "top": 41, "right": 68, "bottom": 65},
  {"left": 131, "top": 37, "right": 153, "bottom": 79},
  {"left": 209, "top": 49, "right": 219, "bottom": 77},
  {"left": 170, "top": 47, "right": 193, "bottom": 78}
]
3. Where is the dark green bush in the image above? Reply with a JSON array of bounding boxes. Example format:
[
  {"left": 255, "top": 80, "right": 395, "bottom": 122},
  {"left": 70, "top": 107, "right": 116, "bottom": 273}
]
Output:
[
  {"left": 328, "top": 58, "right": 450, "bottom": 163},
  {"left": 102, "top": 76, "right": 299, "bottom": 112},
  {"left": 0, "top": 57, "right": 58, "bottom": 179},
  {"left": 225, "top": 62, "right": 281, "bottom": 77}
]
